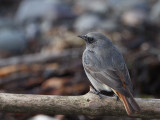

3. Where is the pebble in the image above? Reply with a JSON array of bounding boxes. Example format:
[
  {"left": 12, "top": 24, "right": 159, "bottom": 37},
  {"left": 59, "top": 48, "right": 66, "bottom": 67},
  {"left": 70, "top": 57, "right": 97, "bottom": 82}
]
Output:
[
  {"left": 0, "top": 29, "right": 27, "bottom": 53},
  {"left": 74, "top": 14, "right": 101, "bottom": 33}
]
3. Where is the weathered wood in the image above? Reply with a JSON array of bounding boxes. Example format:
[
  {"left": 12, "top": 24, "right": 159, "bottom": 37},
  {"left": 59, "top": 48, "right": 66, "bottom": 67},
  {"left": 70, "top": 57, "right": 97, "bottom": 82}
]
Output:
[
  {"left": 0, "top": 92, "right": 159, "bottom": 119},
  {"left": 0, "top": 48, "right": 83, "bottom": 67}
]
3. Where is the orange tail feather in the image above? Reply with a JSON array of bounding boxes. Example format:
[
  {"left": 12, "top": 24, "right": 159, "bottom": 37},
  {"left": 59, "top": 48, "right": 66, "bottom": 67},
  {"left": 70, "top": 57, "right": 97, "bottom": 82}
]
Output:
[{"left": 115, "top": 91, "right": 140, "bottom": 115}]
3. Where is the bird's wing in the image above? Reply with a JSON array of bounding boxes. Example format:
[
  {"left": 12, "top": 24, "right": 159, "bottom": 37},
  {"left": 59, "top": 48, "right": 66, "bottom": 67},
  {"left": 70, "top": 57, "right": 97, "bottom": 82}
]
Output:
[
  {"left": 85, "top": 66, "right": 130, "bottom": 96},
  {"left": 83, "top": 49, "right": 133, "bottom": 96}
]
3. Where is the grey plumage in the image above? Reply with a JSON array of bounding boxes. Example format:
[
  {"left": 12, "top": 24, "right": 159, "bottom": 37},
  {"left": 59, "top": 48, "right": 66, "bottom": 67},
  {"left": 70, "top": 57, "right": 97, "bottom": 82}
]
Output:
[{"left": 78, "top": 32, "right": 140, "bottom": 115}]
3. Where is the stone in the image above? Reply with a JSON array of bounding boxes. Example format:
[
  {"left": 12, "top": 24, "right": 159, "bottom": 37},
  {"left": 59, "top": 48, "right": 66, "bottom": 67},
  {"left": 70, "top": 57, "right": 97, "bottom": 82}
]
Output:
[
  {"left": 121, "top": 9, "right": 147, "bottom": 26},
  {"left": 74, "top": 14, "right": 101, "bottom": 33},
  {"left": 0, "top": 29, "right": 27, "bottom": 53},
  {"left": 75, "top": 0, "right": 109, "bottom": 14},
  {"left": 100, "top": 19, "right": 118, "bottom": 32},
  {"left": 15, "top": 0, "right": 74, "bottom": 23},
  {"left": 150, "top": 1, "right": 160, "bottom": 23}
]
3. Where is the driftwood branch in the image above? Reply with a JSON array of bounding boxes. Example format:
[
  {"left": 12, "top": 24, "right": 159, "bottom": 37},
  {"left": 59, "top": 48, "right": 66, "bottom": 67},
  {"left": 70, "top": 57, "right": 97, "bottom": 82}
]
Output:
[
  {"left": 0, "top": 91, "right": 159, "bottom": 119},
  {"left": 0, "top": 48, "right": 83, "bottom": 67}
]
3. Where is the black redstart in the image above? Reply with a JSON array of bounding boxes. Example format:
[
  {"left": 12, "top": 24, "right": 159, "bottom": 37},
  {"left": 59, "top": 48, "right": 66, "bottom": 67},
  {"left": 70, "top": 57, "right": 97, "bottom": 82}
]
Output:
[{"left": 78, "top": 32, "right": 140, "bottom": 115}]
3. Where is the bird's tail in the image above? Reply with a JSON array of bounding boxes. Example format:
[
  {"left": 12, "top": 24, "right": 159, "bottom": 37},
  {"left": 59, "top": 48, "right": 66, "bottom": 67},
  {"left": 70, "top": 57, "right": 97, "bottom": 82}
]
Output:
[{"left": 115, "top": 90, "right": 140, "bottom": 115}]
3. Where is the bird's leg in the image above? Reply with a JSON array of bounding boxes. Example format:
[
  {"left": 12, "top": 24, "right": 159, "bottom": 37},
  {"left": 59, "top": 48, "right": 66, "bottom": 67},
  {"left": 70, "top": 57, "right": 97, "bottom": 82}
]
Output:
[
  {"left": 89, "top": 86, "right": 102, "bottom": 99},
  {"left": 93, "top": 89, "right": 102, "bottom": 99},
  {"left": 114, "top": 94, "right": 120, "bottom": 101}
]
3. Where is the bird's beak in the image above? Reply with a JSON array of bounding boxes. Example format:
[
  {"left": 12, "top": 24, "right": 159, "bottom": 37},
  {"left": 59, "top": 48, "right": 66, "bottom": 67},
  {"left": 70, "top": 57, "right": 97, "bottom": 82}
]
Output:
[{"left": 77, "top": 35, "right": 87, "bottom": 40}]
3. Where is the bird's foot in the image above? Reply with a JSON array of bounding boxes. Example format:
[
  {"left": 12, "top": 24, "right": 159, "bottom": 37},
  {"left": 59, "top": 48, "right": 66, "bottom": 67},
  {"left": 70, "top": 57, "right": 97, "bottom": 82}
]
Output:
[
  {"left": 89, "top": 86, "right": 102, "bottom": 99},
  {"left": 114, "top": 94, "right": 120, "bottom": 101}
]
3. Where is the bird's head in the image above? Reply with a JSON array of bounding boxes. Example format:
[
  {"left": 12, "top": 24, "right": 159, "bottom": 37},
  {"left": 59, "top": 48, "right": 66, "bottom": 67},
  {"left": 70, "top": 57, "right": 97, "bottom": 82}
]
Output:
[{"left": 78, "top": 32, "right": 112, "bottom": 49}]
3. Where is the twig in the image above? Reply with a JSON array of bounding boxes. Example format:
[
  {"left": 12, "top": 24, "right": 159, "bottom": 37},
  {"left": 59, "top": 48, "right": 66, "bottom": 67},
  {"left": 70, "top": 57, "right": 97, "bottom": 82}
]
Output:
[{"left": 0, "top": 48, "right": 83, "bottom": 67}]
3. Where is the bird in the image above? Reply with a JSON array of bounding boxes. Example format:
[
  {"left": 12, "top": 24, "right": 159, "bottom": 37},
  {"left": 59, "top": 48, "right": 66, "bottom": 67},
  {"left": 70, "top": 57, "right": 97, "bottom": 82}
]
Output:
[{"left": 78, "top": 32, "right": 140, "bottom": 115}]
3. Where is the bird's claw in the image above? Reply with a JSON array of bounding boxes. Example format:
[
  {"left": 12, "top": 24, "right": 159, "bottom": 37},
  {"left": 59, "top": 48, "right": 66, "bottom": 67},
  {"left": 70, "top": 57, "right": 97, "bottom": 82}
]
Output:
[
  {"left": 89, "top": 86, "right": 102, "bottom": 99},
  {"left": 114, "top": 94, "right": 120, "bottom": 101}
]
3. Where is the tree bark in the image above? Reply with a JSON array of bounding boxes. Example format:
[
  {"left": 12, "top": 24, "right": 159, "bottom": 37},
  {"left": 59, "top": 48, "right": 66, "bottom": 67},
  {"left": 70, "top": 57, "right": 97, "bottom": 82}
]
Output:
[{"left": 0, "top": 91, "right": 159, "bottom": 119}]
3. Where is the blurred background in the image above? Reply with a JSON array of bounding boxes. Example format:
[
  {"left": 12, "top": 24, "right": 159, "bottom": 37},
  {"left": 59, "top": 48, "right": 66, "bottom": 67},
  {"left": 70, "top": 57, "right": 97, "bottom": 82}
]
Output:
[{"left": 0, "top": 0, "right": 160, "bottom": 120}]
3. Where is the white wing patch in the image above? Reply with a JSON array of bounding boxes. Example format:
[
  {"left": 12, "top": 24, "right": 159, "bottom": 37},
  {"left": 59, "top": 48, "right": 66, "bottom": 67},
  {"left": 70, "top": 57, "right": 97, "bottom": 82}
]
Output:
[{"left": 102, "top": 84, "right": 112, "bottom": 92}]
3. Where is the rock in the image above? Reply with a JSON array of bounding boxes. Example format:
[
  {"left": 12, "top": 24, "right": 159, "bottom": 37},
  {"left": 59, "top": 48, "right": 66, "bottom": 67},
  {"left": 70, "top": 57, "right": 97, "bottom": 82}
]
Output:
[
  {"left": 15, "top": 0, "right": 74, "bottom": 23},
  {"left": 121, "top": 9, "right": 147, "bottom": 26},
  {"left": 0, "top": 17, "right": 17, "bottom": 29},
  {"left": 0, "top": 29, "right": 27, "bottom": 54},
  {"left": 100, "top": 19, "right": 118, "bottom": 32},
  {"left": 25, "top": 22, "right": 40, "bottom": 39},
  {"left": 29, "top": 114, "right": 56, "bottom": 120},
  {"left": 107, "top": 0, "right": 149, "bottom": 15},
  {"left": 42, "top": 31, "right": 84, "bottom": 52},
  {"left": 74, "top": 14, "right": 101, "bottom": 33},
  {"left": 150, "top": 1, "right": 160, "bottom": 23},
  {"left": 75, "top": 0, "right": 109, "bottom": 14}
]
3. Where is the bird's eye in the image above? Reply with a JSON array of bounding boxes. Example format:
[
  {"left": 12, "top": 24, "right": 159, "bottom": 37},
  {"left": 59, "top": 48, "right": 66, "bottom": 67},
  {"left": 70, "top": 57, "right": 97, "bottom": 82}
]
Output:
[{"left": 87, "top": 37, "right": 94, "bottom": 43}]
